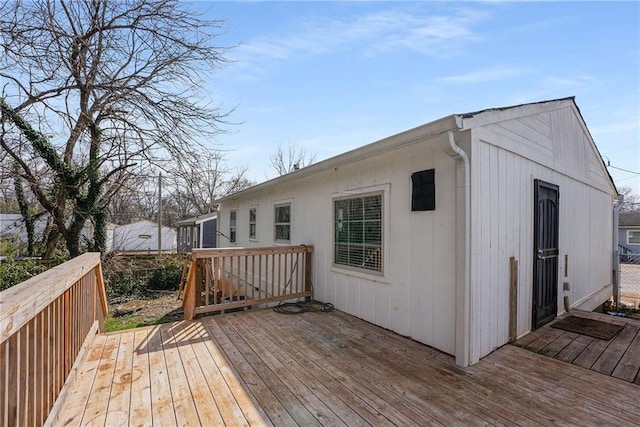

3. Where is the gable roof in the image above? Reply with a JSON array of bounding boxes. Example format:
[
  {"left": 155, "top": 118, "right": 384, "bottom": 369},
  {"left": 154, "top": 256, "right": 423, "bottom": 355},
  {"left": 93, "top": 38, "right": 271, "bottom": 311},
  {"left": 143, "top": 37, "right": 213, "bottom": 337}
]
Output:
[
  {"left": 619, "top": 212, "right": 640, "bottom": 227},
  {"left": 217, "top": 97, "right": 615, "bottom": 203},
  {"left": 460, "top": 96, "right": 576, "bottom": 120}
]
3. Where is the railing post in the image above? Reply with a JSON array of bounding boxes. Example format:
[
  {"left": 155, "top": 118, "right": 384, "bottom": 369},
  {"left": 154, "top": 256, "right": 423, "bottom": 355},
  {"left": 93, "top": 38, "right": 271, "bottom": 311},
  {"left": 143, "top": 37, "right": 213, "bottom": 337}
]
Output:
[
  {"left": 305, "top": 247, "right": 312, "bottom": 300},
  {"left": 183, "top": 255, "right": 197, "bottom": 320},
  {"left": 195, "top": 258, "right": 203, "bottom": 308}
]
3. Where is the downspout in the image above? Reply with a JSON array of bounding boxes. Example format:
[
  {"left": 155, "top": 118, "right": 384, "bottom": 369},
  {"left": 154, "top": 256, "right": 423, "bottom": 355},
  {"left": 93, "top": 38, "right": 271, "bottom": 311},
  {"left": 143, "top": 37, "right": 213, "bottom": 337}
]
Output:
[
  {"left": 442, "top": 128, "right": 471, "bottom": 367},
  {"left": 613, "top": 194, "right": 622, "bottom": 307}
]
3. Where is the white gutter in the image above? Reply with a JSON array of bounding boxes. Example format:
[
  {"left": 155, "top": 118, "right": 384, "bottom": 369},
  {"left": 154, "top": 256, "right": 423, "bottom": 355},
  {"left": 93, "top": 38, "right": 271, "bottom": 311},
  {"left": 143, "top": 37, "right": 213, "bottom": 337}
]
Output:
[{"left": 442, "top": 129, "right": 472, "bottom": 367}]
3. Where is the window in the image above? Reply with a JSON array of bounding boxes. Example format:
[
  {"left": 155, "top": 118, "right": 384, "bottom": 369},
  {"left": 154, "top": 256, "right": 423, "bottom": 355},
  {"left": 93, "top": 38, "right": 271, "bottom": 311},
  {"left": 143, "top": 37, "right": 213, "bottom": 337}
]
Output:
[
  {"left": 249, "top": 207, "right": 257, "bottom": 240},
  {"left": 274, "top": 204, "right": 291, "bottom": 242},
  {"left": 229, "top": 210, "right": 237, "bottom": 243},
  {"left": 629, "top": 230, "right": 640, "bottom": 245},
  {"left": 334, "top": 193, "right": 383, "bottom": 273}
]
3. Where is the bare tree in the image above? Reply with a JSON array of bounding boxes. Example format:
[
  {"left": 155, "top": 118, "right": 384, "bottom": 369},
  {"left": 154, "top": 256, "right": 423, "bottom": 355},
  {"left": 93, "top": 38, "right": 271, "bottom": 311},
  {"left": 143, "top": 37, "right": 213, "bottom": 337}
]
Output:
[
  {"left": 269, "top": 143, "right": 317, "bottom": 176},
  {"left": 168, "top": 151, "right": 252, "bottom": 216},
  {"left": 0, "top": 0, "right": 229, "bottom": 257},
  {"left": 618, "top": 186, "right": 640, "bottom": 212}
]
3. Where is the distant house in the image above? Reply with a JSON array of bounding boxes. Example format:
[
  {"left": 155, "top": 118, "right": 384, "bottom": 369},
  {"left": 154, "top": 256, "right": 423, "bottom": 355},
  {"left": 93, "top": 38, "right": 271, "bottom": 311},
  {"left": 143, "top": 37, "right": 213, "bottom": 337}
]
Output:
[
  {"left": 213, "top": 97, "right": 617, "bottom": 367},
  {"left": 618, "top": 212, "right": 640, "bottom": 255},
  {"left": 175, "top": 212, "right": 218, "bottom": 253},
  {"left": 0, "top": 213, "right": 91, "bottom": 249},
  {"left": 110, "top": 220, "right": 176, "bottom": 252}
]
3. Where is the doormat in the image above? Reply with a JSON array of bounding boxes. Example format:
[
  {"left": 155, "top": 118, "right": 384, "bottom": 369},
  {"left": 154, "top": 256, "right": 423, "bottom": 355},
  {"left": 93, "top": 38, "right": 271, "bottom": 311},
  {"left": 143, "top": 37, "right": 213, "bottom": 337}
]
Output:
[{"left": 550, "top": 316, "right": 623, "bottom": 340}]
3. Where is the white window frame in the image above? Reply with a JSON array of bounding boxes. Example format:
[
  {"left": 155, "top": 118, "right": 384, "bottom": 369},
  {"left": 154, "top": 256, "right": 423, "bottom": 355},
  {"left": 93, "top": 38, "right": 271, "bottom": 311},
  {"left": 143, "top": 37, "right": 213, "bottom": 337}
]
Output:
[
  {"left": 249, "top": 206, "right": 257, "bottom": 241},
  {"left": 274, "top": 203, "right": 291, "bottom": 243},
  {"left": 229, "top": 209, "right": 237, "bottom": 244},
  {"left": 332, "top": 191, "right": 384, "bottom": 276},
  {"left": 628, "top": 230, "right": 640, "bottom": 245}
]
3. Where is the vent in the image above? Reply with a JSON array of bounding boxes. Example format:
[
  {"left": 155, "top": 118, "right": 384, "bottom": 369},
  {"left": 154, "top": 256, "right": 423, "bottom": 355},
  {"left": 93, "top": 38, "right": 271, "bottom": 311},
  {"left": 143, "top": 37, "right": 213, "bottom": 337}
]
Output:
[{"left": 411, "top": 169, "right": 435, "bottom": 211}]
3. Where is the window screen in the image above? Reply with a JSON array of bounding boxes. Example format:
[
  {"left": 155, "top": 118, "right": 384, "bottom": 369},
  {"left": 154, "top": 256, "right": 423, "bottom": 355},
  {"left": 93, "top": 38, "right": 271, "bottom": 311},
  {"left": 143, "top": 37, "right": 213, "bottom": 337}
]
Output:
[
  {"left": 229, "top": 210, "right": 237, "bottom": 243},
  {"left": 629, "top": 230, "right": 640, "bottom": 245},
  {"left": 249, "top": 207, "right": 257, "bottom": 239},
  {"left": 334, "top": 193, "right": 382, "bottom": 272},
  {"left": 274, "top": 204, "right": 291, "bottom": 242}
]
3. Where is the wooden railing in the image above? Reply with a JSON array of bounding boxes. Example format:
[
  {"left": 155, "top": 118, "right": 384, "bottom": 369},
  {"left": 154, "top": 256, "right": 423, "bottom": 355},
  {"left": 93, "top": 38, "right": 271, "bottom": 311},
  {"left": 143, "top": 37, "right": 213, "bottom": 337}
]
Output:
[
  {"left": 0, "top": 253, "right": 108, "bottom": 427},
  {"left": 183, "top": 245, "right": 313, "bottom": 320}
]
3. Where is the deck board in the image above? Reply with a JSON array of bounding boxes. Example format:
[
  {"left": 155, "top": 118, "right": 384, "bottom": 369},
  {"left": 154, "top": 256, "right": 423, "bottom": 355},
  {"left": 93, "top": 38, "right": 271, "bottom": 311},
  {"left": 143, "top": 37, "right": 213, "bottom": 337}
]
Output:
[
  {"left": 517, "top": 310, "right": 640, "bottom": 383},
  {"left": 80, "top": 333, "right": 120, "bottom": 425},
  {"left": 129, "top": 328, "right": 152, "bottom": 426},
  {"left": 56, "top": 309, "right": 640, "bottom": 426},
  {"left": 158, "top": 322, "right": 201, "bottom": 425}
]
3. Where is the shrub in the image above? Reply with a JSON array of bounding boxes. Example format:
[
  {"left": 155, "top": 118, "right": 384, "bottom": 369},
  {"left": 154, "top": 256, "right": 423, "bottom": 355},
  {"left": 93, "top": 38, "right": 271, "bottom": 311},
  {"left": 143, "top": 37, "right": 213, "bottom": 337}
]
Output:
[
  {"left": 146, "top": 260, "right": 183, "bottom": 291},
  {"left": 104, "top": 270, "right": 147, "bottom": 300},
  {"left": 0, "top": 259, "right": 48, "bottom": 291}
]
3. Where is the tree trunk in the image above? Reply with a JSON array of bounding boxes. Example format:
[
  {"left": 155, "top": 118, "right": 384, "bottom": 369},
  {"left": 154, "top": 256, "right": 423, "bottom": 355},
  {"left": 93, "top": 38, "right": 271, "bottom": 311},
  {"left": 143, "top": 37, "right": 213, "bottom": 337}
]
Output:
[
  {"left": 13, "top": 168, "right": 35, "bottom": 256},
  {"left": 43, "top": 228, "right": 59, "bottom": 259},
  {"left": 91, "top": 209, "right": 107, "bottom": 253}
]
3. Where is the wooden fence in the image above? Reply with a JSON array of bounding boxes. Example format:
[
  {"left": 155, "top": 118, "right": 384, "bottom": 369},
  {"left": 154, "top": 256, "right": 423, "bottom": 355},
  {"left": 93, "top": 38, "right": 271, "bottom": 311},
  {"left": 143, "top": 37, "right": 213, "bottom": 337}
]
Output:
[
  {"left": 183, "top": 245, "right": 313, "bottom": 320},
  {"left": 0, "top": 253, "right": 108, "bottom": 427}
]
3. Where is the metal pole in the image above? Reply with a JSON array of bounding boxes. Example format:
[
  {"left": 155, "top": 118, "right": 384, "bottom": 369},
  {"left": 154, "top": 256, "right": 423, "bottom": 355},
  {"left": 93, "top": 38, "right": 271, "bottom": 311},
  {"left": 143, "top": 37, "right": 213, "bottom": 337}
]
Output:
[{"left": 158, "top": 172, "right": 162, "bottom": 256}]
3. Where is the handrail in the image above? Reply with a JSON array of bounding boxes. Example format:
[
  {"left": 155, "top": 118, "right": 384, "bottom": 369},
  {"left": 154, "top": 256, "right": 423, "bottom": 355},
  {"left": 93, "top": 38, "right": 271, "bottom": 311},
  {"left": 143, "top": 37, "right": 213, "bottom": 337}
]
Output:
[
  {"left": 183, "top": 245, "right": 313, "bottom": 320},
  {"left": 0, "top": 252, "right": 108, "bottom": 426},
  {"left": 618, "top": 244, "right": 634, "bottom": 255}
]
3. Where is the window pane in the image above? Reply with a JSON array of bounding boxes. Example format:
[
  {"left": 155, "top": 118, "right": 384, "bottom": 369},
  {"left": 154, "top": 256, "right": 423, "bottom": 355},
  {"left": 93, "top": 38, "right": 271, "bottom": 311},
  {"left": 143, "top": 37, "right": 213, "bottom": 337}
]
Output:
[
  {"left": 349, "top": 221, "right": 363, "bottom": 244},
  {"left": 364, "top": 221, "right": 382, "bottom": 244},
  {"left": 249, "top": 208, "right": 256, "bottom": 222},
  {"left": 333, "top": 193, "right": 383, "bottom": 272},
  {"left": 348, "top": 245, "right": 365, "bottom": 267},
  {"left": 335, "top": 243, "right": 349, "bottom": 264},
  {"left": 630, "top": 231, "right": 640, "bottom": 244},
  {"left": 230, "top": 210, "right": 237, "bottom": 243},
  {"left": 349, "top": 198, "right": 363, "bottom": 220},
  {"left": 335, "top": 222, "right": 349, "bottom": 243},
  {"left": 275, "top": 205, "right": 290, "bottom": 223},
  {"left": 275, "top": 224, "right": 290, "bottom": 241},
  {"left": 364, "top": 195, "right": 382, "bottom": 220},
  {"left": 363, "top": 246, "right": 382, "bottom": 271},
  {"left": 249, "top": 223, "right": 256, "bottom": 239}
]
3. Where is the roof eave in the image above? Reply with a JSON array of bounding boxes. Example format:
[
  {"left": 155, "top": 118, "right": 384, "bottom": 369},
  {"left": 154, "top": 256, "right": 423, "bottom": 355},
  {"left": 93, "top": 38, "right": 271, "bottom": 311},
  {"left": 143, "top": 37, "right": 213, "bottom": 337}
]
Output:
[{"left": 215, "top": 114, "right": 462, "bottom": 204}]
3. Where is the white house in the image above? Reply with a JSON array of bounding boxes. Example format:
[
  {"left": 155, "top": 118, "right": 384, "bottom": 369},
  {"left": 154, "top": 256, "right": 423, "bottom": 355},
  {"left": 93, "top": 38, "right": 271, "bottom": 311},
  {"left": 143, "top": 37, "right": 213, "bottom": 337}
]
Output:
[
  {"left": 175, "top": 212, "right": 218, "bottom": 253},
  {"left": 213, "top": 97, "right": 617, "bottom": 366},
  {"left": 110, "top": 220, "right": 176, "bottom": 252}
]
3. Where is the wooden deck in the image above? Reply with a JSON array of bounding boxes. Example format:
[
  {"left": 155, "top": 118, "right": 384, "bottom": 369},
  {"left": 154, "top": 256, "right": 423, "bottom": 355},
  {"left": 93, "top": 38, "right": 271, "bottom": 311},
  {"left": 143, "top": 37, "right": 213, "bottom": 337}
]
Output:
[
  {"left": 56, "top": 309, "right": 640, "bottom": 426},
  {"left": 516, "top": 310, "right": 640, "bottom": 384}
]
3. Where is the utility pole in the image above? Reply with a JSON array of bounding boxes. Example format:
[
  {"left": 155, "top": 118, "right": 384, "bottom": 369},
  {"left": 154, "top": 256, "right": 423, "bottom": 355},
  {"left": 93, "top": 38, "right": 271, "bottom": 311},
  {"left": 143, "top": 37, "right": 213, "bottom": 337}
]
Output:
[{"left": 158, "top": 172, "right": 162, "bottom": 256}]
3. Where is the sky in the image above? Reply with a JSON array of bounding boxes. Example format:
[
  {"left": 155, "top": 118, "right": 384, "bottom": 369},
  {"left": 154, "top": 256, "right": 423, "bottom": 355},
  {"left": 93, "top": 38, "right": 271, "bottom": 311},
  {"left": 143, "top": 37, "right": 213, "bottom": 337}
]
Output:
[{"left": 196, "top": 1, "right": 640, "bottom": 194}]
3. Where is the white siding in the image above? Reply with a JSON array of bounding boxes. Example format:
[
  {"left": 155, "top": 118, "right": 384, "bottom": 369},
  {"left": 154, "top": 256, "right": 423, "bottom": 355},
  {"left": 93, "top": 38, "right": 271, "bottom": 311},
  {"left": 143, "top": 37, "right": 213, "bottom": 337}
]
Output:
[
  {"left": 218, "top": 138, "right": 458, "bottom": 355},
  {"left": 468, "top": 106, "right": 615, "bottom": 363}
]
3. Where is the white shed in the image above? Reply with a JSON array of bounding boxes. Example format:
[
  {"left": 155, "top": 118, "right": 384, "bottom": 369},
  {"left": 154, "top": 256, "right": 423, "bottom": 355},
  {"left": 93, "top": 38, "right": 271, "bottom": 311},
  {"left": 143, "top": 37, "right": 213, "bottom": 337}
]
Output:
[
  {"left": 110, "top": 220, "right": 176, "bottom": 252},
  {"left": 214, "top": 97, "right": 617, "bottom": 366}
]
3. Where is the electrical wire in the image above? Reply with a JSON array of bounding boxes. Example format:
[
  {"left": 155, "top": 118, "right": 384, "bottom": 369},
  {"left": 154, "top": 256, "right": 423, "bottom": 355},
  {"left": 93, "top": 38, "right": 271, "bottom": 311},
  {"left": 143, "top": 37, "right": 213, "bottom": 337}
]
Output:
[
  {"left": 608, "top": 164, "right": 640, "bottom": 175},
  {"left": 273, "top": 244, "right": 335, "bottom": 315},
  {"left": 273, "top": 299, "right": 335, "bottom": 315}
]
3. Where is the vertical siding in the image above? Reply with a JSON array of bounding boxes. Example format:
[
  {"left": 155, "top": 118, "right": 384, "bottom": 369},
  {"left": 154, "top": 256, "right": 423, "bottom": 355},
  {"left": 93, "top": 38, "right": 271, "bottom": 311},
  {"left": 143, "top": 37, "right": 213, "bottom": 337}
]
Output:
[
  {"left": 218, "top": 138, "right": 458, "bottom": 355},
  {"left": 469, "top": 107, "right": 614, "bottom": 363}
]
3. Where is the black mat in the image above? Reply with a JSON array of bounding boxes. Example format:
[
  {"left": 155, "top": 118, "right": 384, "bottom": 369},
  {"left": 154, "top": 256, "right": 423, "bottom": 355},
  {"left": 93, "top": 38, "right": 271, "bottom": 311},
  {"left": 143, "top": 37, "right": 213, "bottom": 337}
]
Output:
[{"left": 550, "top": 316, "right": 624, "bottom": 340}]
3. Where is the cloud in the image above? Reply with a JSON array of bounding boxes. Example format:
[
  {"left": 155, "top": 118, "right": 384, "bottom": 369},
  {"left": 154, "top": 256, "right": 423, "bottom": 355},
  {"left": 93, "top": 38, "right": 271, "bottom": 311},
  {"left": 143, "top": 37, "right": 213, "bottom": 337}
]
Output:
[
  {"left": 231, "top": 7, "right": 489, "bottom": 67},
  {"left": 438, "top": 66, "right": 531, "bottom": 84},
  {"left": 539, "top": 75, "right": 596, "bottom": 90}
]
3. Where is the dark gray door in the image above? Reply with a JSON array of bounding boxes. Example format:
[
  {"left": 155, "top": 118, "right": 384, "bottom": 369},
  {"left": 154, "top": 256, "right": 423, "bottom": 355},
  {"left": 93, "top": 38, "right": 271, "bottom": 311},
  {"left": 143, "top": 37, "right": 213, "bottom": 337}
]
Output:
[
  {"left": 533, "top": 180, "right": 559, "bottom": 329},
  {"left": 202, "top": 219, "right": 217, "bottom": 248}
]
